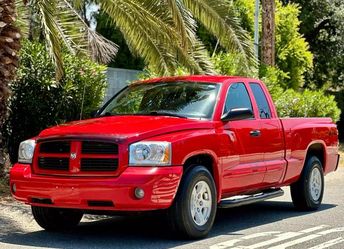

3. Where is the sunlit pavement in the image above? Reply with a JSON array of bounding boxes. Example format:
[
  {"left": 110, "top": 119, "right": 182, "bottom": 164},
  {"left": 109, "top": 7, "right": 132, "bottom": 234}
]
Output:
[{"left": 0, "top": 168, "right": 343, "bottom": 249}]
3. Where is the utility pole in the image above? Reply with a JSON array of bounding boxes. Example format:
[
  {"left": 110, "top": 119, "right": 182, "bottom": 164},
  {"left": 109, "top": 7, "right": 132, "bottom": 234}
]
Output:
[
  {"left": 254, "top": 0, "right": 260, "bottom": 62},
  {"left": 261, "top": 0, "right": 275, "bottom": 66}
]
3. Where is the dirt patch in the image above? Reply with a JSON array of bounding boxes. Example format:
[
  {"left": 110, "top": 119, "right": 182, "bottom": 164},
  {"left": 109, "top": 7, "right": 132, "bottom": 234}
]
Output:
[{"left": 0, "top": 177, "right": 10, "bottom": 198}]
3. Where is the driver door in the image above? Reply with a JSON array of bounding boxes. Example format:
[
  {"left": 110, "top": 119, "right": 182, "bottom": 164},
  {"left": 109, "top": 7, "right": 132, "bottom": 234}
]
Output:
[{"left": 221, "top": 82, "right": 266, "bottom": 194}]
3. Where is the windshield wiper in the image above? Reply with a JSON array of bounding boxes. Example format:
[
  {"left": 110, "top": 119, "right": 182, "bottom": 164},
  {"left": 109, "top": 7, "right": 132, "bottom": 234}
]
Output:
[{"left": 147, "top": 111, "right": 187, "bottom": 119}]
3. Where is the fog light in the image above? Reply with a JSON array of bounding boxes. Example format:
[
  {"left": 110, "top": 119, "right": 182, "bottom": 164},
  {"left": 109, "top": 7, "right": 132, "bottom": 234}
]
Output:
[
  {"left": 12, "top": 183, "right": 16, "bottom": 194},
  {"left": 134, "top": 187, "right": 145, "bottom": 199}
]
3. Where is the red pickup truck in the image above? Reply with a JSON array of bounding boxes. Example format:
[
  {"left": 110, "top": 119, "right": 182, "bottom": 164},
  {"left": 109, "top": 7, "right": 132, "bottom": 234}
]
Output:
[{"left": 10, "top": 76, "right": 340, "bottom": 238}]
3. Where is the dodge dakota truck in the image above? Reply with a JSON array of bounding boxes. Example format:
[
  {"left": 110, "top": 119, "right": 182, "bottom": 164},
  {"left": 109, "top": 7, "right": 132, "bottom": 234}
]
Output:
[{"left": 10, "top": 76, "right": 340, "bottom": 238}]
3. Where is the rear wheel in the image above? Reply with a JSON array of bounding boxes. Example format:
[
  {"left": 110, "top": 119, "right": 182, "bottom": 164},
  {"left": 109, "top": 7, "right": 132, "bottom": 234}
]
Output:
[
  {"left": 32, "top": 206, "right": 83, "bottom": 231},
  {"left": 168, "top": 165, "right": 217, "bottom": 239},
  {"left": 290, "top": 156, "right": 324, "bottom": 211}
]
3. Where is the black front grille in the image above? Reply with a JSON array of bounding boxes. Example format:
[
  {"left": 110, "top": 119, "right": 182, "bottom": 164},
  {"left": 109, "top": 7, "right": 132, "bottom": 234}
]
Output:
[
  {"left": 80, "top": 158, "right": 118, "bottom": 171},
  {"left": 40, "top": 141, "right": 70, "bottom": 153},
  {"left": 82, "top": 141, "right": 118, "bottom": 154},
  {"left": 38, "top": 157, "right": 69, "bottom": 170}
]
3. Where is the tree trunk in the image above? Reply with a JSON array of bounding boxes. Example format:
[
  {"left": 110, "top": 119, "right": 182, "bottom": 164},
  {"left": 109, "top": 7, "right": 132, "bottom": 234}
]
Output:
[
  {"left": 0, "top": 0, "right": 21, "bottom": 175},
  {"left": 261, "top": 0, "right": 276, "bottom": 66}
]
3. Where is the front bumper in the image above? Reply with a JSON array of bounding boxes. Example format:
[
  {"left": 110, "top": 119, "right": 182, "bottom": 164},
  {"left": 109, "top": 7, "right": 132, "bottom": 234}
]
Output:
[{"left": 10, "top": 164, "right": 183, "bottom": 211}]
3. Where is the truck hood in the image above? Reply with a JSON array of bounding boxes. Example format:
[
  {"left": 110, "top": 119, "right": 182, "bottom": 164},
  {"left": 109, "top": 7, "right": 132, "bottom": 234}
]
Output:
[{"left": 38, "top": 116, "right": 214, "bottom": 143}]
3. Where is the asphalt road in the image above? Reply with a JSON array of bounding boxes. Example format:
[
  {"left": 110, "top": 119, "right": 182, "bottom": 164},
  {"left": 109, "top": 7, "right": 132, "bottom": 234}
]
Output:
[{"left": 0, "top": 168, "right": 343, "bottom": 249}]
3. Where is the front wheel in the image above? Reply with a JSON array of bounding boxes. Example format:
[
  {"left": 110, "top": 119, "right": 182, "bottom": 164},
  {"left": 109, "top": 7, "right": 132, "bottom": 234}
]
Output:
[
  {"left": 168, "top": 165, "right": 217, "bottom": 239},
  {"left": 32, "top": 206, "right": 83, "bottom": 231},
  {"left": 290, "top": 156, "right": 324, "bottom": 211}
]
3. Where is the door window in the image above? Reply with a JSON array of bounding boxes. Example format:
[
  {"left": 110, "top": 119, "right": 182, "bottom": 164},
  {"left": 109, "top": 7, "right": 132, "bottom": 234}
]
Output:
[
  {"left": 224, "top": 83, "right": 253, "bottom": 114},
  {"left": 249, "top": 83, "right": 271, "bottom": 119}
]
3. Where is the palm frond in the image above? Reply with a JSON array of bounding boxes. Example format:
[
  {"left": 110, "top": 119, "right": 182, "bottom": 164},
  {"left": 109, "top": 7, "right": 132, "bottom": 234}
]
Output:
[
  {"left": 25, "top": 0, "right": 118, "bottom": 79},
  {"left": 35, "top": 0, "right": 64, "bottom": 79},
  {"left": 190, "top": 39, "right": 216, "bottom": 75},
  {"left": 60, "top": 0, "right": 118, "bottom": 64},
  {"left": 182, "top": 0, "right": 256, "bottom": 69},
  {"left": 98, "top": 0, "right": 182, "bottom": 75},
  {"left": 72, "top": 0, "right": 86, "bottom": 11},
  {"left": 98, "top": 0, "right": 216, "bottom": 75},
  {"left": 56, "top": 1, "right": 87, "bottom": 54},
  {"left": 15, "top": 0, "right": 29, "bottom": 37},
  {"left": 88, "top": 30, "right": 119, "bottom": 64},
  {"left": 163, "top": 0, "right": 197, "bottom": 48}
]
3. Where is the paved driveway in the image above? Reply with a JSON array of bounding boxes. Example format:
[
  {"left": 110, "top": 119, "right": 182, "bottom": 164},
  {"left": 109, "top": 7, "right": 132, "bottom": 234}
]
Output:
[{"left": 0, "top": 168, "right": 343, "bottom": 249}]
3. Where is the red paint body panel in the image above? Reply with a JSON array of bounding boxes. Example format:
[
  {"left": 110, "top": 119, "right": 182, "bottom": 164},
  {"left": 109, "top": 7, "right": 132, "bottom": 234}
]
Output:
[
  {"left": 11, "top": 163, "right": 183, "bottom": 211},
  {"left": 280, "top": 118, "right": 339, "bottom": 184},
  {"left": 10, "top": 76, "right": 339, "bottom": 211}
]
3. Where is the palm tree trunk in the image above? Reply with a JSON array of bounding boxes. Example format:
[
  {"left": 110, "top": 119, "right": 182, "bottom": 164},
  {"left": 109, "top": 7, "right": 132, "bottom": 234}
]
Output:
[
  {"left": 0, "top": 0, "right": 21, "bottom": 175},
  {"left": 261, "top": 0, "right": 275, "bottom": 66}
]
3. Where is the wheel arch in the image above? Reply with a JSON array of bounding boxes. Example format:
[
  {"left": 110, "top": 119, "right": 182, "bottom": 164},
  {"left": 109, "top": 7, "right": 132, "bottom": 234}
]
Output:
[
  {"left": 182, "top": 151, "right": 222, "bottom": 202},
  {"left": 304, "top": 141, "right": 326, "bottom": 171}
]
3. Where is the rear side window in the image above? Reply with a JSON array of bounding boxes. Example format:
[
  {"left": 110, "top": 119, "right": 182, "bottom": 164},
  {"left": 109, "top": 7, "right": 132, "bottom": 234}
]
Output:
[
  {"left": 250, "top": 83, "right": 271, "bottom": 119},
  {"left": 224, "top": 83, "right": 253, "bottom": 114}
]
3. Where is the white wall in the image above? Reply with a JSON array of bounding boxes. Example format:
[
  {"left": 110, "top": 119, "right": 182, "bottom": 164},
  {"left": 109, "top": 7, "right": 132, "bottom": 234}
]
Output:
[{"left": 104, "top": 67, "right": 141, "bottom": 103}]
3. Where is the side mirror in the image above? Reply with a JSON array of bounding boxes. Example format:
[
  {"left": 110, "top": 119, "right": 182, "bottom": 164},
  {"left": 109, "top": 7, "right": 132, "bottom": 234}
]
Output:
[{"left": 221, "top": 108, "right": 254, "bottom": 122}]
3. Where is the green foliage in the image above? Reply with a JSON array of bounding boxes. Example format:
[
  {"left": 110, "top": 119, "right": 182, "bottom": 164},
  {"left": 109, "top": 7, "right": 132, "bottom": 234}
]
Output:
[
  {"left": 18, "top": 0, "right": 117, "bottom": 80},
  {"left": 231, "top": 0, "right": 255, "bottom": 35},
  {"left": 211, "top": 52, "right": 257, "bottom": 77},
  {"left": 275, "top": 2, "right": 313, "bottom": 89},
  {"left": 230, "top": 0, "right": 313, "bottom": 89},
  {"left": 259, "top": 66, "right": 287, "bottom": 98},
  {"left": 201, "top": 0, "right": 340, "bottom": 123},
  {"left": 95, "top": 11, "right": 145, "bottom": 70},
  {"left": 138, "top": 66, "right": 190, "bottom": 80},
  {"left": 288, "top": 0, "right": 344, "bottom": 88},
  {"left": 261, "top": 66, "right": 341, "bottom": 122},
  {"left": 139, "top": 51, "right": 258, "bottom": 78},
  {"left": 93, "top": 0, "right": 256, "bottom": 76},
  {"left": 4, "top": 40, "right": 107, "bottom": 163},
  {"left": 332, "top": 90, "right": 344, "bottom": 140},
  {"left": 274, "top": 89, "right": 341, "bottom": 122},
  {"left": 20, "top": 0, "right": 257, "bottom": 77}
]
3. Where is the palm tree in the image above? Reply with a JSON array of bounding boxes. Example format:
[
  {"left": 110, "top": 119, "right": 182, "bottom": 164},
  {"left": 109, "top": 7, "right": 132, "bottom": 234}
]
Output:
[
  {"left": 17, "top": 0, "right": 256, "bottom": 77},
  {"left": 261, "top": 0, "right": 275, "bottom": 66},
  {"left": 0, "top": 0, "right": 21, "bottom": 173}
]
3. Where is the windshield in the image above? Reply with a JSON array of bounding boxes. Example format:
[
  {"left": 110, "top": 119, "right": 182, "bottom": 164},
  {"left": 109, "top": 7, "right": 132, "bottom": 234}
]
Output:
[{"left": 100, "top": 82, "right": 220, "bottom": 119}]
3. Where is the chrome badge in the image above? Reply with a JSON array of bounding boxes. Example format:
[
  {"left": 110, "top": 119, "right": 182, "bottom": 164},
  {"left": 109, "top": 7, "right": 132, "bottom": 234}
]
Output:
[{"left": 70, "top": 153, "right": 77, "bottom": 160}]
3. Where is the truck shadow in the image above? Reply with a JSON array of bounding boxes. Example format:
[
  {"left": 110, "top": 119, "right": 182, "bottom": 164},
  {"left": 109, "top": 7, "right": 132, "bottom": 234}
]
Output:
[{"left": 0, "top": 201, "right": 336, "bottom": 249}]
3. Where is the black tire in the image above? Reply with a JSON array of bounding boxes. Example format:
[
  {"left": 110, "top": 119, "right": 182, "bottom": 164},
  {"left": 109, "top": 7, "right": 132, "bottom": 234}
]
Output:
[
  {"left": 290, "top": 156, "right": 324, "bottom": 211},
  {"left": 32, "top": 206, "right": 83, "bottom": 231},
  {"left": 168, "top": 165, "right": 217, "bottom": 239}
]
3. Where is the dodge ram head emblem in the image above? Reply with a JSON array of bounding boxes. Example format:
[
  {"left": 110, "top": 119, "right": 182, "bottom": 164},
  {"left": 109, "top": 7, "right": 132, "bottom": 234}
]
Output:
[{"left": 70, "top": 153, "right": 77, "bottom": 160}]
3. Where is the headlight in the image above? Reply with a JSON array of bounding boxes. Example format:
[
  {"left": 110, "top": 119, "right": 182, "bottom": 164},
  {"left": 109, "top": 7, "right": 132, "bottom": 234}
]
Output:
[
  {"left": 18, "top": 139, "right": 36, "bottom": 164},
  {"left": 129, "top": 141, "right": 171, "bottom": 166}
]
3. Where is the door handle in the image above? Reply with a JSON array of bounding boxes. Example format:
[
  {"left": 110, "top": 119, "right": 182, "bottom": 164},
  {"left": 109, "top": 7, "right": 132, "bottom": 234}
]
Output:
[{"left": 250, "top": 130, "right": 261, "bottom": 137}]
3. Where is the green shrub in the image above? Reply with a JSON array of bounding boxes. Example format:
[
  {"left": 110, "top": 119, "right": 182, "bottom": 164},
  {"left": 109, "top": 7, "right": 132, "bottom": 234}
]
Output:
[
  {"left": 232, "top": 0, "right": 313, "bottom": 89},
  {"left": 260, "top": 66, "right": 340, "bottom": 122},
  {"left": 274, "top": 89, "right": 341, "bottom": 122},
  {"left": 211, "top": 52, "right": 257, "bottom": 77},
  {"left": 275, "top": 1, "right": 313, "bottom": 89},
  {"left": 4, "top": 40, "right": 107, "bottom": 163},
  {"left": 259, "top": 65, "right": 287, "bottom": 99}
]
